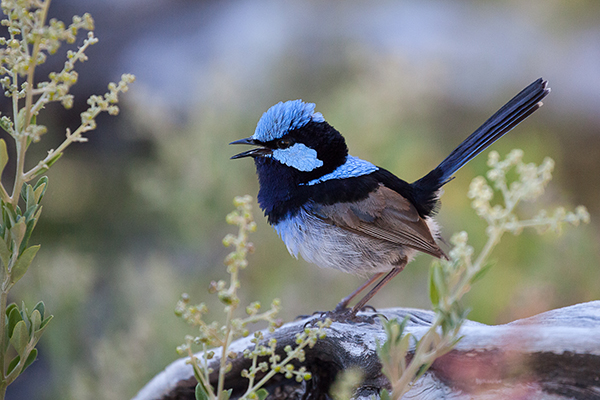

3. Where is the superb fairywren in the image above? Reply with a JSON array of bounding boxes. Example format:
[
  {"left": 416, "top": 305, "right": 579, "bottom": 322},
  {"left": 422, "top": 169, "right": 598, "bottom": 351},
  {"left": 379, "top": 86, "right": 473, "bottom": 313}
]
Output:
[{"left": 231, "top": 79, "right": 549, "bottom": 316}]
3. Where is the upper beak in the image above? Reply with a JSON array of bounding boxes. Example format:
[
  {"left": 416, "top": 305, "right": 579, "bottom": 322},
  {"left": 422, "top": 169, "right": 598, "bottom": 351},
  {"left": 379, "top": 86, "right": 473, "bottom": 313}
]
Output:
[{"left": 229, "top": 137, "right": 271, "bottom": 159}]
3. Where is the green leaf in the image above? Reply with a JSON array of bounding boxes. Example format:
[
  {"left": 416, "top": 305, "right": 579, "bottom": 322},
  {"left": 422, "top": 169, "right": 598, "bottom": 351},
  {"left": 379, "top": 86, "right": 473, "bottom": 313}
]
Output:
[
  {"left": 16, "top": 108, "right": 26, "bottom": 132},
  {"left": 221, "top": 388, "right": 232, "bottom": 400},
  {"left": 19, "top": 217, "right": 37, "bottom": 254},
  {"left": 377, "top": 316, "right": 411, "bottom": 366},
  {"left": 23, "top": 200, "right": 38, "bottom": 221},
  {"left": 431, "top": 263, "right": 446, "bottom": 301},
  {"left": 414, "top": 361, "right": 433, "bottom": 380},
  {"left": 33, "top": 205, "right": 42, "bottom": 223},
  {"left": 34, "top": 314, "right": 52, "bottom": 340},
  {"left": 398, "top": 315, "right": 409, "bottom": 333},
  {"left": 30, "top": 167, "right": 48, "bottom": 179},
  {"left": 192, "top": 365, "right": 203, "bottom": 386},
  {"left": 428, "top": 264, "right": 440, "bottom": 306},
  {"left": 33, "top": 301, "right": 45, "bottom": 321},
  {"left": 22, "top": 206, "right": 43, "bottom": 246},
  {"left": 470, "top": 261, "right": 496, "bottom": 285},
  {"left": 0, "top": 233, "right": 11, "bottom": 269},
  {"left": 5, "top": 303, "right": 18, "bottom": 317},
  {"left": 9, "top": 219, "right": 26, "bottom": 250},
  {"left": 7, "top": 355, "right": 19, "bottom": 375},
  {"left": 3, "top": 204, "right": 17, "bottom": 227},
  {"left": 380, "top": 389, "right": 391, "bottom": 400},
  {"left": 0, "top": 139, "right": 8, "bottom": 177},
  {"left": 397, "top": 331, "right": 411, "bottom": 357},
  {"left": 27, "top": 185, "right": 35, "bottom": 211},
  {"left": 195, "top": 383, "right": 208, "bottom": 400},
  {"left": 10, "top": 244, "right": 40, "bottom": 284},
  {"left": 20, "top": 184, "right": 35, "bottom": 210},
  {"left": 0, "top": 240, "right": 9, "bottom": 285},
  {"left": 30, "top": 153, "right": 62, "bottom": 179},
  {"left": 30, "top": 309, "right": 41, "bottom": 333},
  {"left": 33, "top": 177, "right": 48, "bottom": 204},
  {"left": 451, "top": 335, "right": 464, "bottom": 349},
  {"left": 7, "top": 306, "right": 22, "bottom": 338},
  {"left": 38, "top": 315, "right": 53, "bottom": 332},
  {"left": 20, "top": 301, "right": 27, "bottom": 321},
  {"left": 22, "top": 348, "right": 37, "bottom": 372},
  {"left": 0, "top": 205, "right": 8, "bottom": 236},
  {"left": 255, "top": 389, "right": 269, "bottom": 400},
  {"left": 9, "top": 320, "right": 29, "bottom": 356},
  {"left": 30, "top": 154, "right": 62, "bottom": 179},
  {"left": 46, "top": 152, "right": 63, "bottom": 169}
]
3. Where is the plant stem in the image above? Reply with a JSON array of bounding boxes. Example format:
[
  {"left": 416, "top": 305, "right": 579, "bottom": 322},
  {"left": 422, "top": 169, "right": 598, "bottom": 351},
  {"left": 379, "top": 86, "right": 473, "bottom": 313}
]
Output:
[
  {"left": 10, "top": 0, "right": 50, "bottom": 209},
  {"left": 10, "top": 136, "right": 26, "bottom": 207},
  {"left": 187, "top": 348, "right": 215, "bottom": 399},
  {"left": 23, "top": 118, "right": 94, "bottom": 182},
  {"left": 217, "top": 243, "right": 242, "bottom": 399},
  {"left": 22, "top": 2, "right": 49, "bottom": 135},
  {"left": 241, "top": 342, "right": 308, "bottom": 400},
  {"left": 0, "top": 289, "right": 7, "bottom": 398},
  {"left": 246, "top": 344, "right": 258, "bottom": 392},
  {"left": 0, "top": 187, "right": 9, "bottom": 205},
  {"left": 217, "top": 308, "right": 234, "bottom": 400},
  {"left": 390, "top": 320, "right": 438, "bottom": 400}
]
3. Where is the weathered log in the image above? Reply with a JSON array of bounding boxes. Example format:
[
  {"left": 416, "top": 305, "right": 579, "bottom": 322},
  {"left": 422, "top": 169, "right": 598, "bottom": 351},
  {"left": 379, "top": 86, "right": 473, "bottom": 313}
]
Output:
[{"left": 133, "top": 301, "right": 600, "bottom": 400}]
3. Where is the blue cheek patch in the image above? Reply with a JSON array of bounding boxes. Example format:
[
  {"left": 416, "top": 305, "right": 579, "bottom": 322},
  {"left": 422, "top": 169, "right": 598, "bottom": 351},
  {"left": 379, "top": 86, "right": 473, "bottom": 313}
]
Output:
[
  {"left": 271, "top": 143, "right": 324, "bottom": 172},
  {"left": 304, "top": 155, "right": 378, "bottom": 185}
]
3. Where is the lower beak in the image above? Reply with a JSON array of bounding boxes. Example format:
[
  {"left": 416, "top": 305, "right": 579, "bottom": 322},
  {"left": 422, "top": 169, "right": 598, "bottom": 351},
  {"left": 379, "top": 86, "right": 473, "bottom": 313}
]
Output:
[{"left": 230, "top": 137, "right": 271, "bottom": 159}]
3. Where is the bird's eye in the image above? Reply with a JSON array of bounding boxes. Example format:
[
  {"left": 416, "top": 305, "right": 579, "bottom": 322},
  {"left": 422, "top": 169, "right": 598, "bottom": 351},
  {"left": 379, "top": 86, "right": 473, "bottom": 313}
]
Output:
[{"left": 276, "top": 138, "right": 292, "bottom": 149}]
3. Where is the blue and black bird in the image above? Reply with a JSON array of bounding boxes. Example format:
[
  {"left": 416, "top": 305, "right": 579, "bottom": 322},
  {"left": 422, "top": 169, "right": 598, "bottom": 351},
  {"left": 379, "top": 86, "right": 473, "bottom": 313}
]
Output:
[{"left": 231, "top": 78, "right": 550, "bottom": 316}]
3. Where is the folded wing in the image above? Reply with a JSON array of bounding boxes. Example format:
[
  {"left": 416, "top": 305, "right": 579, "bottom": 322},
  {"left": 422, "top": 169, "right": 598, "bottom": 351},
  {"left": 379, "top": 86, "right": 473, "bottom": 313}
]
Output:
[{"left": 313, "top": 185, "right": 446, "bottom": 259}]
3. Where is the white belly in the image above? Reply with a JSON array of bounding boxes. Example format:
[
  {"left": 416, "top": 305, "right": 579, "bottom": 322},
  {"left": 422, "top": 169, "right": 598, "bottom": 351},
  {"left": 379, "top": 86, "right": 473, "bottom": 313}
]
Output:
[{"left": 273, "top": 206, "right": 416, "bottom": 276}]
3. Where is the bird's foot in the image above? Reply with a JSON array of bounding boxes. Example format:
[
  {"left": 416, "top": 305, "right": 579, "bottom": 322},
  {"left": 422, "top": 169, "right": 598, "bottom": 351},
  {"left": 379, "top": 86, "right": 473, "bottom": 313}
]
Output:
[
  {"left": 322, "top": 305, "right": 380, "bottom": 324},
  {"left": 299, "top": 304, "right": 381, "bottom": 327},
  {"left": 358, "top": 304, "right": 378, "bottom": 313},
  {"left": 294, "top": 310, "right": 328, "bottom": 321}
]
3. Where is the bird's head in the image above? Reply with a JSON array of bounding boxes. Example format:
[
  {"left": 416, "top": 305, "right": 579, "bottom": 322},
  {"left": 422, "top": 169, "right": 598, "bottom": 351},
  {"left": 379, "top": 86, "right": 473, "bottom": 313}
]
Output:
[{"left": 230, "top": 100, "right": 348, "bottom": 183}]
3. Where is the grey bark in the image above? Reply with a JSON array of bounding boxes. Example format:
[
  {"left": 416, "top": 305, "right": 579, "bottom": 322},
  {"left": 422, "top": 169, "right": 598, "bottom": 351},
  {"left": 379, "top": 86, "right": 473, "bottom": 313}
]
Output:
[{"left": 133, "top": 301, "right": 600, "bottom": 400}]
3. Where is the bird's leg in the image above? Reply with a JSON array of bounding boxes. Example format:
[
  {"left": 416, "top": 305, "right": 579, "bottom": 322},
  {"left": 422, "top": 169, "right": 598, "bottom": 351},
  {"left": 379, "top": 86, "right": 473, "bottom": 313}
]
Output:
[
  {"left": 350, "top": 260, "right": 407, "bottom": 316},
  {"left": 334, "top": 272, "right": 385, "bottom": 312}
]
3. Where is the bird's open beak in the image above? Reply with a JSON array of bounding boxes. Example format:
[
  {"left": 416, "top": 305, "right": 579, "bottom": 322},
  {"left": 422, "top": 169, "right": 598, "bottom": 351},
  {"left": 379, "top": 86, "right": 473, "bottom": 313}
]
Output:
[{"left": 230, "top": 137, "right": 271, "bottom": 159}]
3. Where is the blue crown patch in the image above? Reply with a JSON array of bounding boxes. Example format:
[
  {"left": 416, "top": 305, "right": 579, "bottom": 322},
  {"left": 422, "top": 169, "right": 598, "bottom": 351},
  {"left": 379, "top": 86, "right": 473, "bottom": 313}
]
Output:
[{"left": 253, "top": 100, "right": 324, "bottom": 142}]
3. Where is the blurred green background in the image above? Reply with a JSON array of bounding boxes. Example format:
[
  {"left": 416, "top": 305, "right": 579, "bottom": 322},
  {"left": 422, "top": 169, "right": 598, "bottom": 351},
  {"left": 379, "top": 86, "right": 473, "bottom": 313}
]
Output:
[{"left": 5, "top": 0, "right": 600, "bottom": 399}]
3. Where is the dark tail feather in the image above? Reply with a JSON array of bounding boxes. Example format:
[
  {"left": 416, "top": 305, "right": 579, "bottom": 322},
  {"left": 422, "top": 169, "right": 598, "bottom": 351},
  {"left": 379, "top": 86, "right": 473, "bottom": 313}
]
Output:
[{"left": 411, "top": 78, "right": 550, "bottom": 216}]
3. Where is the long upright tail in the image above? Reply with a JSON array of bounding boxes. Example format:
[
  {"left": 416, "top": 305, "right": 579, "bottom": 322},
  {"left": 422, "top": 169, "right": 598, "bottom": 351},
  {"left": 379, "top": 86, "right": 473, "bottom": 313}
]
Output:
[{"left": 411, "top": 78, "right": 550, "bottom": 216}]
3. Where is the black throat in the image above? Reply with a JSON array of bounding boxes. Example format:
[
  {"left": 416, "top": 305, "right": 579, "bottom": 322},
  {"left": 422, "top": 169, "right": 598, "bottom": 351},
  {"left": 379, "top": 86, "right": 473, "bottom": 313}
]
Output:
[{"left": 254, "top": 120, "right": 349, "bottom": 223}]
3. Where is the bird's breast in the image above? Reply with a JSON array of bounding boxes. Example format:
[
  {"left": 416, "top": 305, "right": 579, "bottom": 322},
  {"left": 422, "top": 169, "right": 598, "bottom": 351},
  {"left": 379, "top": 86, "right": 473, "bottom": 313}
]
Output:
[{"left": 273, "top": 204, "right": 417, "bottom": 276}]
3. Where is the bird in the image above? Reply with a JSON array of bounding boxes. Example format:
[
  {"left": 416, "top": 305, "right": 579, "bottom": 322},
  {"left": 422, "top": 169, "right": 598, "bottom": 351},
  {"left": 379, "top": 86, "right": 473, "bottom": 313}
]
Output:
[{"left": 230, "top": 78, "right": 550, "bottom": 317}]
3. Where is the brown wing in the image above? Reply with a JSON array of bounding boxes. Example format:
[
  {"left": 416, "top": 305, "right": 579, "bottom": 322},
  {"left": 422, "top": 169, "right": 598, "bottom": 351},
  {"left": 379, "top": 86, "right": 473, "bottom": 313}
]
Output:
[{"left": 313, "top": 184, "right": 446, "bottom": 258}]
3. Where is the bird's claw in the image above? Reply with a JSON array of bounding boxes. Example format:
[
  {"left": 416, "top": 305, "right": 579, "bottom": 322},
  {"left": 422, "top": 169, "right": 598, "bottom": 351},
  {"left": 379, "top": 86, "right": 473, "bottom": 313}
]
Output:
[
  {"left": 295, "top": 310, "right": 330, "bottom": 322},
  {"left": 302, "top": 306, "right": 380, "bottom": 326}
]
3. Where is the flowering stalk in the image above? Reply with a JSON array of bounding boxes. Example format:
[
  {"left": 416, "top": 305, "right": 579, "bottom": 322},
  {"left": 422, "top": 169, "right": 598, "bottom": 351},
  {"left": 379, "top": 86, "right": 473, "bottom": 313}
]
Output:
[
  {"left": 0, "top": 1, "right": 134, "bottom": 397},
  {"left": 378, "top": 150, "right": 590, "bottom": 400},
  {"left": 176, "top": 196, "right": 330, "bottom": 400}
]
